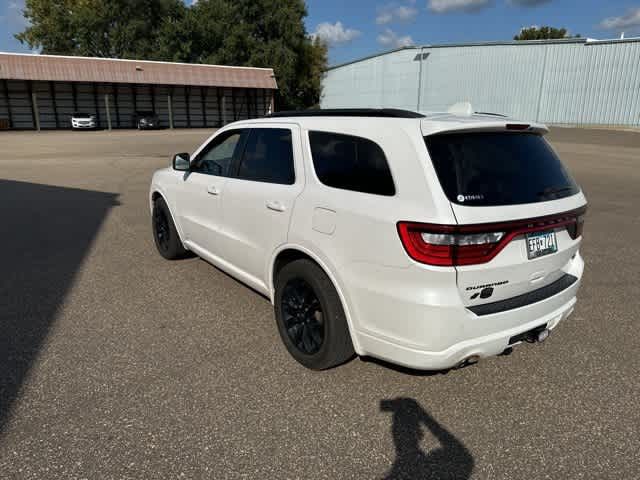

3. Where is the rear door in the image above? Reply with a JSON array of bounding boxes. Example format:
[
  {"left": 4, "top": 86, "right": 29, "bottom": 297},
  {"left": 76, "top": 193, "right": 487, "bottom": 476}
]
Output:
[
  {"left": 424, "top": 130, "right": 587, "bottom": 307},
  {"left": 219, "top": 124, "right": 304, "bottom": 288}
]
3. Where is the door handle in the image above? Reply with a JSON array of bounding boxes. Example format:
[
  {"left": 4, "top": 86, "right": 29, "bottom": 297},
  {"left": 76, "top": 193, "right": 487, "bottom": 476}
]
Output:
[
  {"left": 207, "top": 185, "right": 220, "bottom": 195},
  {"left": 266, "top": 200, "right": 286, "bottom": 212}
]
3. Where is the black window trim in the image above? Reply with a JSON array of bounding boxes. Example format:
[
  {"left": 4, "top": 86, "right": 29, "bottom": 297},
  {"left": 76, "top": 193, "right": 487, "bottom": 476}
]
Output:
[
  {"left": 307, "top": 129, "right": 397, "bottom": 197},
  {"left": 230, "top": 127, "right": 297, "bottom": 185}
]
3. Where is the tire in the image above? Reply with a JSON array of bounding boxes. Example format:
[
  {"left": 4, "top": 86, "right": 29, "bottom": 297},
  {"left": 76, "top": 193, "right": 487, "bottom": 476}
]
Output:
[
  {"left": 152, "top": 197, "right": 188, "bottom": 260},
  {"left": 274, "top": 259, "right": 355, "bottom": 370}
]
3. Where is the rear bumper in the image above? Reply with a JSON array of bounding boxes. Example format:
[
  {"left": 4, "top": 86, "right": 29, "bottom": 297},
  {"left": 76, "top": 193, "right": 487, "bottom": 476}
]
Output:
[
  {"left": 358, "top": 294, "right": 576, "bottom": 370},
  {"left": 350, "top": 252, "right": 584, "bottom": 370}
]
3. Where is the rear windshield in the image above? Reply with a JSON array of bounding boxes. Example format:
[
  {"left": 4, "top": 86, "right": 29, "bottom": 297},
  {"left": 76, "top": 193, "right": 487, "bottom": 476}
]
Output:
[{"left": 424, "top": 132, "right": 579, "bottom": 206}]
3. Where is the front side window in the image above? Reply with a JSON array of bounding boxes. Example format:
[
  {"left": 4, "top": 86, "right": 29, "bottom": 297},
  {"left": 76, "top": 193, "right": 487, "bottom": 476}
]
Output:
[
  {"left": 308, "top": 131, "right": 395, "bottom": 196},
  {"left": 192, "top": 130, "right": 244, "bottom": 177},
  {"left": 237, "top": 128, "right": 295, "bottom": 184}
]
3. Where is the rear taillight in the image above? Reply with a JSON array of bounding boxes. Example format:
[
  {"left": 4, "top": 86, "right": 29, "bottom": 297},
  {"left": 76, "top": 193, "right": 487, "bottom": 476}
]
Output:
[
  {"left": 568, "top": 213, "right": 586, "bottom": 239},
  {"left": 577, "top": 214, "right": 585, "bottom": 237},
  {"left": 398, "top": 206, "right": 586, "bottom": 266},
  {"left": 397, "top": 223, "right": 505, "bottom": 266}
]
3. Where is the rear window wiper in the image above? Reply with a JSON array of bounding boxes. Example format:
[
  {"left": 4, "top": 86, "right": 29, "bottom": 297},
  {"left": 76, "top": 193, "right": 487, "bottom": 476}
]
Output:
[{"left": 537, "top": 186, "right": 574, "bottom": 198}]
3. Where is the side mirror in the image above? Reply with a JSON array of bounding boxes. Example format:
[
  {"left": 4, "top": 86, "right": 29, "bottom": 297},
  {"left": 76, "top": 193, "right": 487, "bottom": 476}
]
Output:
[{"left": 173, "top": 153, "right": 190, "bottom": 171}]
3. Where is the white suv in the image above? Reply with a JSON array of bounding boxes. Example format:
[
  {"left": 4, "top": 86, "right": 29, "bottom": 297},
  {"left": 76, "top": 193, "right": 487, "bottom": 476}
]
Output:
[{"left": 149, "top": 109, "right": 587, "bottom": 371}]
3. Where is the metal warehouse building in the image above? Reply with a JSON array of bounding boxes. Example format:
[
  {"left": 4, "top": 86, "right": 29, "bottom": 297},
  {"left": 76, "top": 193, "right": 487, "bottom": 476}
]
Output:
[
  {"left": 321, "top": 38, "right": 640, "bottom": 127},
  {"left": 0, "top": 52, "right": 277, "bottom": 130}
]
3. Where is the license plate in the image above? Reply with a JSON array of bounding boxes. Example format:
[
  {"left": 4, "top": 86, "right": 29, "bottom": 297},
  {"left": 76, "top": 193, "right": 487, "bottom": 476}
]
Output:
[{"left": 526, "top": 230, "right": 558, "bottom": 259}]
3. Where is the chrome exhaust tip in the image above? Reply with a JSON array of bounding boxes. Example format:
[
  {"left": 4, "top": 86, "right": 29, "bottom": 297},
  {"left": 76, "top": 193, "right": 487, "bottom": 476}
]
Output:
[
  {"left": 511, "top": 325, "right": 550, "bottom": 344},
  {"left": 536, "top": 328, "right": 550, "bottom": 343},
  {"left": 456, "top": 355, "right": 480, "bottom": 369}
]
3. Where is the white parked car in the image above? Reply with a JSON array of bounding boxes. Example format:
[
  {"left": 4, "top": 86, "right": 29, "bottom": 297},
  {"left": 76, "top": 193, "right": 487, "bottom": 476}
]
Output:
[
  {"left": 149, "top": 108, "right": 587, "bottom": 371},
  {"left": 71, "top": 112, "right": 97, "bottom": 130}
]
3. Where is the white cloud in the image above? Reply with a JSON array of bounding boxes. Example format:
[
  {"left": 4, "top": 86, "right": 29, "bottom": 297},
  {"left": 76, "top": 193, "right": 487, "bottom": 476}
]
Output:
[
  {"left": 376, "top": 12, "right": 393, "bottom": 25},
  {"left": 599, "top": 8, "right": 640, "bottom": 31},
  {"left": 507, "top": 0, "right": 551, "bottom": 6},
  {"left": 377, "top": 28, "right": 414, "bottom": 48},
  {"left": 376, "top": 3, "right": 419, "bottom": 25},
  {"left": 428, "top": 0, "right": 492, "bottom": 14},
  {"left": 311, "top": 21, "right": 361, "bottom": 46}
]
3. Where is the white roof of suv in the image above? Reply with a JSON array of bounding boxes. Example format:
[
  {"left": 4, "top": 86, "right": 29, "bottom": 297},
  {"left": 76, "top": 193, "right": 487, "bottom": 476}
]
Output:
[{"left": 265, "top": 108, "right": 548, "bottom": 137}]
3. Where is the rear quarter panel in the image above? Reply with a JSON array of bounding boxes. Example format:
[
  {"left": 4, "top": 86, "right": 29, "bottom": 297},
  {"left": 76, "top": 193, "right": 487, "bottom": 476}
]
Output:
[{"left": 286, "top": 118, "right": 458, "bottom": 337}]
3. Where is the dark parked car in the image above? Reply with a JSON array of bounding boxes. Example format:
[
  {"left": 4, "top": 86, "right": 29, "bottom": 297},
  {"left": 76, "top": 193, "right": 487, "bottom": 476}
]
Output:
[{"left": 135, "top": 111, "right": 160, "bottom": 130}]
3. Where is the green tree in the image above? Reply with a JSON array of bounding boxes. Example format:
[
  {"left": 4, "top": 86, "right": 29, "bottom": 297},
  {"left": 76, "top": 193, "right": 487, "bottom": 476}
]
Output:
[
  {"left": 514, "top": 26, "right": 580, "bottom": 41},
  {"left": 16, "top": 0, "right": 186, "bottom": 58},
  {"left": 180, "top": 0, "right": 326, "bottom": 110},
  {"left": 16, "top": 0, "right": 328, "bottom": 110},
  {"left": 295, "top": 37, "right": 328, "bottom": 109}
]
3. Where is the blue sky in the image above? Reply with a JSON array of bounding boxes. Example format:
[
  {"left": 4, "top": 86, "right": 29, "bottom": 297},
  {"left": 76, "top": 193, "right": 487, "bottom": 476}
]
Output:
[{"left": 2, "top": 0, "right": 640, "bottom": 65}]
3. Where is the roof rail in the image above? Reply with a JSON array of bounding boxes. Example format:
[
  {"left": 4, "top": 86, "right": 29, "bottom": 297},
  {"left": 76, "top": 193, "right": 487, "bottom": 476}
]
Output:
[{"left": 267, "top": 108, "right": 425, "bottom": 119}]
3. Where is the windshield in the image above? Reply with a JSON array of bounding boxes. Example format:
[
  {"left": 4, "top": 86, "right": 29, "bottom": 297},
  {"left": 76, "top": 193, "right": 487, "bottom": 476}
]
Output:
[{"left": 424, "top": 132, "right": 580, "bottom": 206}]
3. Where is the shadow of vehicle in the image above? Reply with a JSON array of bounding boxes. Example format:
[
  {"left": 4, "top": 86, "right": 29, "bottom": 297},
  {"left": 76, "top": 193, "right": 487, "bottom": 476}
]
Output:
[
  {"left": 0, "top": 179, "right": 119, "bottom": 435},
  {"left": 360, "top": 356, "right": 453, "bottom": 377},
  {"left": 380, "top": 398, "right": 474, "bottom": 480}
]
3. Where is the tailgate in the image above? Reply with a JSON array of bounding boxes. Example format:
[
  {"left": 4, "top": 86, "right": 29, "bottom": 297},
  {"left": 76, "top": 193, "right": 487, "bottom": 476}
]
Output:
[
  {"left": 452, "top": 202, "right": 586, "bottom": 307},
  {"left": 424, "top": 130, "right": 587, "bottom": 307}
]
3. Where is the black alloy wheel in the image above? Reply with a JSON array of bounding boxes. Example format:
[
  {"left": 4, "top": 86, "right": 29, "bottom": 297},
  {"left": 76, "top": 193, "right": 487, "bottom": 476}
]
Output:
[
  {"left": 151, "top": 197, "right": 188, "bottom": 260},
  {"left": 274, "top": 259, "right": 354, "bottom": 370},
  {"left": 153, "top": 206, "right": 171, "bottom": 253},
  {"left": 281, "top": 278, "right": 325, "bottom": 354}
]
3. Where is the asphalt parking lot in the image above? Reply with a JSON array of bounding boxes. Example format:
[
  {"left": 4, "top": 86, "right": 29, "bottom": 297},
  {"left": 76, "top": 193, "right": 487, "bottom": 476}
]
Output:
[{"left": 1, "top": 126, "right": 639, "bottom": 479}]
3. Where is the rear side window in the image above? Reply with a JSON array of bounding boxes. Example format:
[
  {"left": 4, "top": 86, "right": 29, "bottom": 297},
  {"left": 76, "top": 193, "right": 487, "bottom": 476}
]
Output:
[
  {"left": 237, "top": 128, "right": 295, "bottom": 185},
  {"left": 425, "top": 132, "right": 579, "bottom": 206},
  {"left": 309, "top": 131, "right": 395, "bottom": 196}
]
